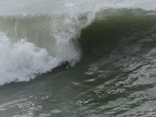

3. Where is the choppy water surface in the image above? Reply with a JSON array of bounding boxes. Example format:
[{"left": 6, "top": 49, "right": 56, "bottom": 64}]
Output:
[{"left": 1, "top": 0, "right": 156, "bottom": 117}]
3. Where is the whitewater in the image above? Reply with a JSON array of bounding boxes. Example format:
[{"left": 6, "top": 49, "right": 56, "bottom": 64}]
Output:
[{"left": 0, "top": 0, "right": 156, "bottom": 85}]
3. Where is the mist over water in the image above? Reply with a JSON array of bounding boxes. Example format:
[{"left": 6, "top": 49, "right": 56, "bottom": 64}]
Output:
[{"left": 1, "top": 0, "right": 156, "bottom": 117}]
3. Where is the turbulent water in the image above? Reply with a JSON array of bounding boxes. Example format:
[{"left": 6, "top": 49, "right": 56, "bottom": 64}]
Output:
[{"left": 1, "top": 0, "right": 156, "bottom": 116}]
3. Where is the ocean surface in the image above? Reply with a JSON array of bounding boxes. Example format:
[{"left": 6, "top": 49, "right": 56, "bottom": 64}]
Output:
[{"left": 1, "top": 0, "right": 156, "bottom": 116}]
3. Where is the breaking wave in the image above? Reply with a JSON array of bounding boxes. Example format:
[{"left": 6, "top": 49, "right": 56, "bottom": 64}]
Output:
[{"left": 0, "top": 0, "right": 156, "bottom": 85}]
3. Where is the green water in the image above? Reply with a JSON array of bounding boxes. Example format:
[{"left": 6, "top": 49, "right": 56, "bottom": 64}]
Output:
[{"left": 1, "top": 10, "right": 156, "bottom": 117}]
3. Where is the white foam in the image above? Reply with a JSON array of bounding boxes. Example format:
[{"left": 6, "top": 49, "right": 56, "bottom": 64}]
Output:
[{"left": 0, "top": 33, "right": 62, "bottom": 85}]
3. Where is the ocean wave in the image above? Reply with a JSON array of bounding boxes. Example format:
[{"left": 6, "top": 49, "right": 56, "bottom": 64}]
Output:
[{"left": 0, "top": 0, "right": 156, "bottom": 85}]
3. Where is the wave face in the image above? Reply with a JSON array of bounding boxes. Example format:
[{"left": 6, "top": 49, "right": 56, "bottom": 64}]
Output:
[{"left": 0, "top": 0, "right": 156, "bottom": 85}]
